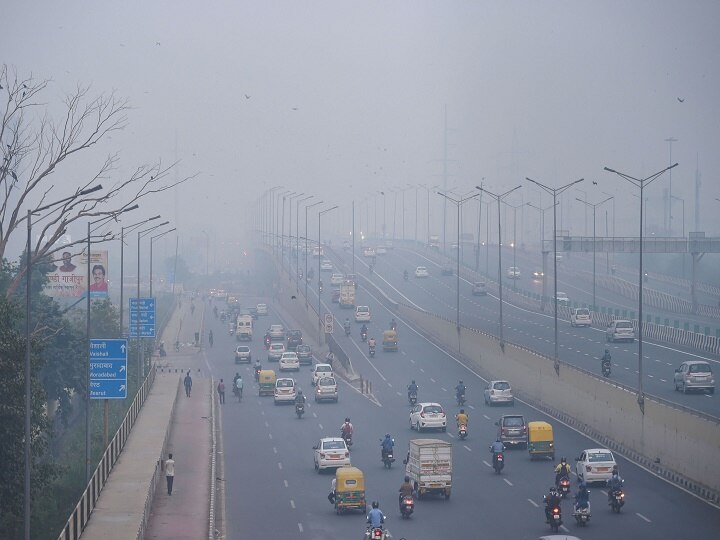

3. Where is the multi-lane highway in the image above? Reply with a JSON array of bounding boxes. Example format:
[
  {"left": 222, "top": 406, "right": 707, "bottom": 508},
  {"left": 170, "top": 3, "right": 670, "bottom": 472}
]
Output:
[
  {"left": 199, "top": 251, "right": 720, "bottom": 539},
  {"left": 324, "top": 245, "right": 720, "bottom": 418}
]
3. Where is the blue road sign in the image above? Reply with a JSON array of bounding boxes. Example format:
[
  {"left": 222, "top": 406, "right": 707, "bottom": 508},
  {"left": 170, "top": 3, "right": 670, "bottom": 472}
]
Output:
[
  {"left": 129, "top": 297, "right": 156, "bottom": 338},
  {"left": 90, "top": 338, "right": 128, "bottom": 399}
]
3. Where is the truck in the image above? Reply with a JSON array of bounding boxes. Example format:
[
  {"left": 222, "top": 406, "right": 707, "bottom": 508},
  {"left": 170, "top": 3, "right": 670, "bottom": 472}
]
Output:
[
  {"left": 339, "top": 280, "right": 355, "bottom": 309},
  {"left": 428, "top": 235, "right": 440, "bottom": 250},
  {"left": 235, "top": 314, "right": 253, "bottom": 341},
  {"left": 404, "top": 438, "right": 452, "bottom": 499}
]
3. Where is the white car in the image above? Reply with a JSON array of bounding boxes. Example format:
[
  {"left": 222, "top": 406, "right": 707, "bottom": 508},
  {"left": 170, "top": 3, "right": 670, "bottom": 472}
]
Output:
[
  {"left": 330, "top": 273, "right": 344, "bottom": 286},
  {"left": 606, "top": 320, "right": 635, "bottom": 342},
  {"left": 575, "top": 448, "right": 617, "bottom": 484},
  {"left": 409, "top": 402, "right": 447, "bottom": 432},
  {"left": 570, "top": 308, "right": 592, "bottom": 327},
  {"left": 273, "top": 377, "right": 297, "bottom": 404},
  {"left": 256, "top": 303, "right": 268, "bottom": 316},
  {"left": 313, "top": 437, "right": 351, "bottom": 472},
  {"left": 311, "top": 363, "right": 333, "bottom": 386},
  {"left": 354, "top": 305, "right": 371, "bottom": 322},
  {"left": 507, "top": 267, "right": 520, "bottom": 279},
  {"left": 320, "top": 259, "right": 333, "bottom": 271},
  {"left": 268, "top": 342, "right": 285, "bottom": 362},
  {"left": 554, "top": 291, "right": 569, "bottom": 306},
  {"left": 315, "top": 376, "right": 338, "bottom": 402},
  {"left": 234, "top": 345, "right": 251, "bottom": 364},
  {"left": 363, "top": 247, "right": 375, "bottom": 258},
  {"left": 483, "top": 380, "right": 514, "bottom": 406},
  {"left": 376, "top": 246, "right": 387, "bottom": 255},
  {"left": 268, "top": 324, "right": 285, "bottom": 340},
  {"left": 414, "top": 266, "right": 429, "bottom": 278},
  {"left": 279, "top": 352, "right": 300, "bottom": 371}
]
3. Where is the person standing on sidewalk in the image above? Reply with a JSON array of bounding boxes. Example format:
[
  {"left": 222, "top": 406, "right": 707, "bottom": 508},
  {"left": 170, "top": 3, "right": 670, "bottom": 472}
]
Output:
[
  {"left": 217, "top": 379, "right": 226, "bottom": 404},
  {"left": 165, "top": 453, "right": 175, "bottom": 495},
  {"left": 184, "top": 371, "right": 193, "bottom": 397}
]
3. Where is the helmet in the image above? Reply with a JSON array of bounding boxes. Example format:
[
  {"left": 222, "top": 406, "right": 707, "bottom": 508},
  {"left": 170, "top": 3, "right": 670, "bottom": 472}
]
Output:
[
  {"left": 605, "top": 349, "right": 609, "bottom": 354},
  {"left": 459, "top": 380, "right": 463, "bottom": 384},
  {"left": 560, "top": 456, "right": 566, "bottom": 463},
  {"left": 496, "top": 437, "right": 501, "bottom": 442},
  {"left": 297, "top": 390, "right": 303, "bottom": 395},
  {"left": 550, "top": 486, "right": 558, "bottom": 493},
  {"left": 459, "top": 409, "right": 465, "bottom": 414},
  {"left": 345, "top": 417, "right": 350, "bottom": 422},
  {"left": 372, "top": 501, "right": 379, "bottom": 509},
  {"left": 385, "top": 433, "right": 391, "bottom": 438},
  {"left": 404, "top": 475, "right": 410, "bottom": 482},
  {"left": 411, "top": 380, "right": 415, "bottom": 384}
]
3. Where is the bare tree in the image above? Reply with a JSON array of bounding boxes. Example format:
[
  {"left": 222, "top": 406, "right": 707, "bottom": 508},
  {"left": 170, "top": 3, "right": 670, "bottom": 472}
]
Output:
[{"left": 0, "top": 65, "right": 194, "bottom": 298}]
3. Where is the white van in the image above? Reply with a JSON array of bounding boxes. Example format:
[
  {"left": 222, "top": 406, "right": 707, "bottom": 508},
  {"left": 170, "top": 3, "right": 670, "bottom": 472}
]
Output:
[
  {"left": 355, "top": 305, "right": 371, "bottom": 322},
  {"left": 236, "top": 314, "right": 253, "bottom": 341},
  {"left": 570, "top": 308, "right": 592, "bottom": 327}
]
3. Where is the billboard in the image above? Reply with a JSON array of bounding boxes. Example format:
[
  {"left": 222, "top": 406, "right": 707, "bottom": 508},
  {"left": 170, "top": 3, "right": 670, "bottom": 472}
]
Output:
[{"left": 44, "top": 250, "right": 109, "bottom": 299}]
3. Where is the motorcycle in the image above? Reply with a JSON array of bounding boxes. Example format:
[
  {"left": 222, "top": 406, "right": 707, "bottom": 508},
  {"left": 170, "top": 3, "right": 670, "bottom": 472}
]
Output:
[
  {"left": 558, "top": 476, "right": 570, "bottom": 498},
  {"left": 381, "top": 448, "right": 395, "bottom": 469},
  {"left": 364, "top": 526, "right": 389, "bottom": 540},
  {"left": 254, "top": 367, "right": 261, "bottom": 382},
  {"left": 573, "top": 505, "right": 591, "bottom": 526},
  {"left": 228, "top": 327, "right": 235, "bottom": 336},
  {"left": 341, "top": 431, "right": 353, "bottom": 449},
  {"left": 458, "top": 424, "right": 468, "bottom": 440},
  {"left": 408, "top": 392, "right": 417, "bottom": 406},
  {"left": 609, "top": 488, "right": 625, "bottom": 513},
  {"left": 456, "top": 392, "right": 466, "bottom": 406},
  {"left": 361, "top": 331, "right": 367, "bottom": 342},
  {"left": 400, "top": 496, "right": 414, "bottom": 518},
  {"left": 602, "top": 361, "right": 611, "bottom": 377},
  {"left": 548, "top": 505, "right": 562, "bottom": 532},
  {"left": 369, "top": 345, "right": 376, "bottom": 358},
  {"left": 492, "top": 452, "right": 504, "bottom": 474},
  {"left": 295, "top": 402, "right": 305, "bottom": 419},
  {"left": 389, "top": 321, "right": 397, "bottom": 331}
]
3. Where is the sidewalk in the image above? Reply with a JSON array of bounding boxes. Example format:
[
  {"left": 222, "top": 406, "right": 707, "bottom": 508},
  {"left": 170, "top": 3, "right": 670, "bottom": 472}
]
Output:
[{"left": 80, "top": 295, "right": 213, "bottom": 540}]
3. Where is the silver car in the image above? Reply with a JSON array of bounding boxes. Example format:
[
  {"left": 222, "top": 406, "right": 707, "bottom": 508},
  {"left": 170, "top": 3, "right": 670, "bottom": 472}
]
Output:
[
  {"left": 314, "top": 376, "right": 338, "bottom": 403},
  {"left": 484, "top": 380, "right": 514, "bottom": 406},
  {"left": 674, "top": 361, "right": 715, "bottom": 394}
]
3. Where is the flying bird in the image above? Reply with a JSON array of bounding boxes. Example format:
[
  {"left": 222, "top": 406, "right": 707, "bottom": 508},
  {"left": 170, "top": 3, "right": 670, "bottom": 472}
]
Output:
[
  {"left": 244, "top": 94, "right": 251, "bottom": 99},
  {"left": 677, "top": 97, "right": 685, "bottom": 103},
  {"left": 156, "top": 41, "right": 161, "bottom": 46},
  {"left": 291, "top": 107, "right": 298, "bottom": 111},
  {"left": 592, "top": 181, "right": 598, "bottom": 185}
]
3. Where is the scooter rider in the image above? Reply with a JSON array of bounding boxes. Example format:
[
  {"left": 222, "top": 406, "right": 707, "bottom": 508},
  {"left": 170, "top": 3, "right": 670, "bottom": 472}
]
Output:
[
  {"left": 606, "top": 466, "right": 624, "bottom": 503},
  {"left": 381, "top": 433, "right": 394, "bottom": 459},
  {"left": 367, "top": 501, "right": 385, "bottom": 529},
  {"left": 234, "top": 374, "right": 243, "bottom": 398},
  {"left": 455, "top": 380, "right": 466, "bottom": 402},
  {"left": 341, "top": 417, "right": 354, "bottom": 442},
  {"left": 575, "top": 482, "right": 590, "bottom": 512},
  {"left": 360, "top": 323, "right": 368, "bottom": 338},
  {"left": 601, "top": 349, "right": 612, "bottom": 372},
  {"left": 368, "top": 337, "right": 376, "bottom": 350},
  {"left": 398, "top": 475, "right": 414, "bottom": 511},
  {"left": 390, "top": 318, "right": 397, "bottom": 331},
  {"left": 407, "top": 380, "right": 418, "bottom": 400},
  {"left": 554, "top": 457, "right": 572, "bottom": 486},
  {"left": 295, "top": 389, "right": 306, "bottom": 406},
  {"left": 254, "top": 359, "right": 262, "bottom": 379},
  {"left": 543, "top": 486, "right": 562, "bottom": 523},
  {"left": 456, "top": 409, "right": 468, "bottom": 428}
]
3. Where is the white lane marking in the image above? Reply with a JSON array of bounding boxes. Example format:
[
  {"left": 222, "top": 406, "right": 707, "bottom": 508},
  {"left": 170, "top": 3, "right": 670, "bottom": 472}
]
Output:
[
  {"left": 290, "top": 499, "right": 295, "bottom": 509},
  {"left": 410, "top": 358, "right": 415, "bottom": 363},
  {"left": 269, "top": 434, "right": 273, "bottom": 440},
  {"left": 483, "top": 414, "right": 491, "bottom": 420},
  {"left": 388, "top": 382, "right": 393, "bottom": 388},
  {"left": 560, "top": 525, "right": 569, "bottom": 532},
  {"left": 278, "top": 462, "right": 283, "bottom": 470},
  {"left": 447, "top": 432, "right": 455, "bottom": 438},
  {"left": 482, "top": 460, "right": 491, "bottom": 467},
  {"left": 469, "top": 405, "right": 476, "bottom": 410},
  {"left": 318, "top": 423, "right": 323, "bottom": 430},
  {"left": 273, "top": 447, "right": 277, "bottom": 454},
  {"left": 660, "top": 379, "right": 667, "bottom": 383},
  {"left": 464, "top": 445, "right": 472, "bottom": 452},
  {"left": 636, "top": 512, "right": 652, "bottom": 523},
  {"left": 527, "top": 498, "right": 539, "bottom": 507},
  {"left": 298, "top": 523, "right": 304, "bottom": 533},
  {"left": 284, "top": 480, "right": 289, "bottom": 488},
  {"left": 705, "top": 394, "right": 713, "bottom": 398},
  {"left": 313, "top": 412, "right": 318, "bottom": 418},
  {"left": 397, "top": 391, "right": 402, "bottom": 396},
  {"left": 401, "top": 351, "right": 407, "bottom": 356},
  {"left": 504, "top": 478, "right": 513, "bottom": 486},
  {"left": 261, "top": 410, "right": 265, "bottom": 416},
  {"left": 419, "top": 368, "right": 425, "bottom": 373},
  {"left": 600, "top": 490, "right": 607, "bottom": 496},
  {"left": 441, "top": 387, "right": 447, "bottom": 392},
  {"left": 264, "top": 421, "right": 269, "bottom": 427},
  {"left": 430, "top": 377, "right": 436, "bottom": 383}
]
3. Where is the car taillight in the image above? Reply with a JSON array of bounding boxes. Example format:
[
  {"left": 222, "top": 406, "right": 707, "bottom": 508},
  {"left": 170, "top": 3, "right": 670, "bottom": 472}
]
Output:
[
  {"left": 501, "top": 428, "right": 508, "bottom": 435},
  {"left": 490, "top": 390, "right": 495, "bottom": 395},
  {"left": 553, "top": 507, "right": 560, "bottom": 514},
  {"left": 420, "top": 412, "right": 425, "bottom": 418},
  {"left": 586, "top": 465, "right": 592, "bottom": 472},
  {"left": 373, "top": 531, "right": 382, "bottom": 538},
  {"left": 522, "top": 426, "right": 527, "bottom": 434},
  {"left": 319, "top": 453, "right": 325, "bottom": 458},
  {"left": 345, "top": 452, "right": 349, "bottom": 457}
]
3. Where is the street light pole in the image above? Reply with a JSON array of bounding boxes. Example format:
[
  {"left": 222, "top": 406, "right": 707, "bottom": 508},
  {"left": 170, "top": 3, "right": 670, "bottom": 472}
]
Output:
[
  {"left": 475, "top": 179, "right": 485, "bottom": 271},
  {"left": 318, "top": 206, "right": 338, "bottom": 343},
  {"left": 150, "top": 228, "right": 176, "bottom": 297},
  {"left": 576, "top": 196, "right": 613, "bottom": 311},
  {"left": 604, "top": 163, "right": 677, "bottom": 412},
  {"left": 304, "top": 201, "right": 323, "bottom": 305},
  {"left": 526, "top": 176, "right": 584, "bottom": 373},
  {"left": 527, "top": 202, "right": 555, "bottom": 310},
  {"left": 296, "top": 195, "right": 313, "bottom": 289},
  {"left": 476, "top": 185, "right": 522, "bottom": 348},
  {"left": 502, "top": 201, "right": 523, "bottom": 291}
]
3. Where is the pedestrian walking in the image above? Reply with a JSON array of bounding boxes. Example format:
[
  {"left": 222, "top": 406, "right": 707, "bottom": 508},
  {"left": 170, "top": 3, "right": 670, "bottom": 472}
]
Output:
[
  {"left": 184, "top": 371, "right": 192, "bottom": 397},
  {"left": 165, "top": 453, "right": 175, "bottom": 495},
  {"left": 217, "top": 378, "right": 226, "bottom": 404}
]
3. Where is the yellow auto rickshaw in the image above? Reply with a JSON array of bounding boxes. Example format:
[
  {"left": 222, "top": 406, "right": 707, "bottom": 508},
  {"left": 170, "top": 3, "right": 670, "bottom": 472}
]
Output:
[
  {"left": 527, "top": 421, "right": 554, "bottom": 460},
  {"left": 382, "top": 329, "right": 398, "bottom": 351},
  {"left": 334, "top": 466, "right": 366, "bottom": 514},
  {"left": 258, "top": 369, "right": 277, "bottom": 396}
]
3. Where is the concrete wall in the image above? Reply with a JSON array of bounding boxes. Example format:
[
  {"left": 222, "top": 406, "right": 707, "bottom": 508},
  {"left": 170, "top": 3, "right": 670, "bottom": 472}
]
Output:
[{"left": 397, "top": 304, "right": 720, "bottom": 502}]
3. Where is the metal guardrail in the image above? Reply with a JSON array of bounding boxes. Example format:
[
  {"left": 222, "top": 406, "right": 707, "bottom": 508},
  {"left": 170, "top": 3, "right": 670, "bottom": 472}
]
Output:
[{"left": 58, "top": 364, "right": 159, "bottom": 540}]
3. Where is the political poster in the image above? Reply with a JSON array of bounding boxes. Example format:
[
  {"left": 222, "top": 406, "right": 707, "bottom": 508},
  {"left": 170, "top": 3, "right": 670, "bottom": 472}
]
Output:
[{"left": 44, "top": 250, "right": 109, "bottom": 299}]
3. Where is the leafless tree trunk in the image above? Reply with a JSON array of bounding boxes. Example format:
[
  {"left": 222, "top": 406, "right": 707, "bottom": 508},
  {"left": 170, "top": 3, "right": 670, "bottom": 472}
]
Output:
[{"left": 1, "top": 64, "right": 195, "bottom": 298}]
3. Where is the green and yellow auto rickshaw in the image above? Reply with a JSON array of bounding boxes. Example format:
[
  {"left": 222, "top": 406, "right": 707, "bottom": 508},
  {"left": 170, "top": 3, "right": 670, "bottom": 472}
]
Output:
[
  {"left": 258, "top": 369, "right": 277, "bottom": 396},
  {"left": 334, "top": 466, "right": 366, "bottom": 514}
]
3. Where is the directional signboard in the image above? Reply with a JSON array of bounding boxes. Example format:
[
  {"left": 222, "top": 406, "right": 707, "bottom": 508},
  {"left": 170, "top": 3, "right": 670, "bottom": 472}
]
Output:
[
  {"left": 324, "top": 313, "right": 334, "bottom": 334},
  {"left": 90, "top": 338, "right": 128, "bottom": 400},
  {"left": 129, "top": 297, "right": 156, "bottom": 338}
]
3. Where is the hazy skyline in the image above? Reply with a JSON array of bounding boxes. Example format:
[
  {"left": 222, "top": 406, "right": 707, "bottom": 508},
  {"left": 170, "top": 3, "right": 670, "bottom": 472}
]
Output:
[{"left": 3, "top": 1, "right": 719, "bottom": 268}]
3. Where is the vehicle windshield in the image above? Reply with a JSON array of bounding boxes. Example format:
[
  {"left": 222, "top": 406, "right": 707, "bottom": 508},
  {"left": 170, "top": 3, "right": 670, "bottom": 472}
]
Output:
[
  {"left": 616, "top": 321, "right": 633, "bottom": 329},
  {"left": 317, "top": 366, "right": 331, "bottom": 373},
  {"left": 323, "top": 440, "right": 345, "bottom": 450},
  {"left": 270, "top": 325, "right": 283, "bottom": 331},
  {"left": 237, "top": 347, "right": 249, "bottom": 352},
  {"left": 318, "top": 377, "right": 336, "bottom": 386},
  {"left": 423, "top": 405, "right": 443, "bottom": 414},
  {"left": 276, "top": 379, "right": 294, "bottom": 388},
  {"left": 576, "top": 309, "right": 590, "bottom": 316},
  {"left": 417, "top": 267, "right": 426, "bottom": 271},
  {"left": 271, "top": 344, "right": 283, "bottom": 350},
  {"left": 588, "top": 452, "right": 613, "bottom": 462},
  {"left": 493, "top": 382, "right": 511, "bottom": 390},
  {"left": 689, "top": 363, "right": 711, "bottom": 374},
  {"left": 358, "top": 307, "right": 369, "bottom": 312},
  {"left": 503, "top": 416, "right": 524, "bottom": 427}
]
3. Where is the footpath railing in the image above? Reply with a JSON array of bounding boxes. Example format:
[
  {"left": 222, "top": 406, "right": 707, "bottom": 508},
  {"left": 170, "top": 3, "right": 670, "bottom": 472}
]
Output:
[{"left": 58, "top": 364, "right": 158, "bottom": 540}]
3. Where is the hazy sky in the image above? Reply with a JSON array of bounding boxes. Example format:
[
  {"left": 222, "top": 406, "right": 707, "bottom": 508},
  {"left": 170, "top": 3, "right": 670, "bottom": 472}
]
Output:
[{"left": 3, "top": 1, "right": 719, "bottom": 269}]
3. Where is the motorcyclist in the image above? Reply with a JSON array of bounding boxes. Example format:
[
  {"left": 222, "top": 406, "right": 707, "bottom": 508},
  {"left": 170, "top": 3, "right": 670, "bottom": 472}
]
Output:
[
  {"left": 344, "top": 317, "right": 351, "bottom": 329},
  {"left": 389, "top": 318, "right": 397, "bottom": 331},
  {"left": 213, "top": 306, "right": 218, "bottom": 318},
  {"left": 407, "top": 380, "right": 418, "bottom": 401},
  {"left": 455, "top": 380, "right": 466, "bottom": 402},
  {"left": 490, "top": 437, "right": 504, "bottom": 466},
  {"left": 295, "top": 389, "right": 306, "bottom": 406},
  {"left": 381, "top": 433, "right": 394, "bottom": 460},
  {"left": 554, "top": 457, "right": 572, "bottom": 486},
  {"left": 574, "top": 482, "right": 590, "bottom": 512},
  {"left": 360, "top": 323, "right": 368, "bottom": 338},
  {"left": 340, "top": 418, "right": 354, "bottom": 442},
  {"left": 543, "top": 486, "right": 562, "bottom": 523},
  {"left": 368, "top": 337, "right": 376, "bottom": 350},
  {"left": 254, "top": 359, "right": 262, "bottom": 379},
  {"left": 208, "top": 330, "right": 214, "bottom": 347},
  {"left": 606, "top": 467, "right": 624, "bottom": 503},
  {"left": 233, "top": 371, "right": 241, "bottom": 389},
  {"left": 601, "top": 349, "right": 612, "bottom": 371},
  {"left": 366, "top": 501, "right": 385, "bottom": 529},
  {"left": 456, "top": 409, "right": 469, "bottom": 428},
  {"left": 398, "top": 475, "right": 414, "bottom": 511}
]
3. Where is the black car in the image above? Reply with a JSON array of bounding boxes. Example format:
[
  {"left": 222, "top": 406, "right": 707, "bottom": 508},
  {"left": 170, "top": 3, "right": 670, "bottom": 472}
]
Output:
[
  {"left": 296, "top": 344, "right": 313, "bottom": 365},
  {"left": 286, "top": 330, "right": 303, "bottom": 351}
]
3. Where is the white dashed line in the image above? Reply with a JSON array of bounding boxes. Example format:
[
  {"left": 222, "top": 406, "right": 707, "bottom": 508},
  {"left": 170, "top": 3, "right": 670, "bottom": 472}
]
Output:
[
  {"left": 420, "top": 368, "right": 425, "bottom": 373},
  {"left": 482, "top": 460, "right": 491, "bottom": 467},
  {"left": 464, "top": 445, "right": 472, "bottom": 452},
  {"left": 284, "top": 480, "right": 289, "bottom": 488},
  {"left": 273, "top": 447, "right": 277, "bottom": 454},
  {"left": 290, "top": 499, "right": 295, "bottom": 509},
  {"left": 636, "top": 512, "right": 651, "bottom": 523},
  {"left": 504, "top": 478, "right": 513, "bottom": 486},
  {"left": 264, "top": 421, "right": 269, "bottom": 427},
  {"left": 318, "top": 423, "right": 323, "bottom": 430},
  {"left": 527, "top": 498, "right": 539, "bottom": 507},
  {"left": 660, "top": 379, "right": 667, "bottom": 383},
  {"left": 278, "top": 462, "right": 283, "bottom": 470},
  {"left": 483, "top": 414, "right": 491, "bottom": 420},
  {"left": 410, "top": 358, "right": 415, "bottom": 363},
  {"left": 441, "top": 387, "right": 447, "bottom": 392},
  {"left": 560, "top": 525, "right": 569, "bottom": 532},
  {"left": 430, "top": 378, "right": 436, "bottom": 383},
  {"left": 298, "top": 523, "right": 304, "bottom": 533},
  {"left": 269, "top": 434, "right": 273, "bottom": 440},
  {"left": 313, "top": 412, "right": 318, "bottom": 418},
  {"left": 396, "top": 391, "right": 402, "bottom": 396}
]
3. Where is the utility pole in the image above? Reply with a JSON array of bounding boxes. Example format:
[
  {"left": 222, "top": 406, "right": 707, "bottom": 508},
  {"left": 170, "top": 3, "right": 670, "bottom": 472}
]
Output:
[{"left": 665, "top": 137, "right": 678, "bottom": 235}]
